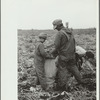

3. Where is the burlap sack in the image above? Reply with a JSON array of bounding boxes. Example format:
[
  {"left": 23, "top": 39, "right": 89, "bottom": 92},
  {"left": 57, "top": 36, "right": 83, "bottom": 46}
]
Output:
[{"left": 44, "top": 58, "right": 57, "bottom": 89}]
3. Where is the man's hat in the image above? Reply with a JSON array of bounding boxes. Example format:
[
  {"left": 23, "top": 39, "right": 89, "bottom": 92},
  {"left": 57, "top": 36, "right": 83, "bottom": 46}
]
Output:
[
  {"left": 38, "top": 32, "right": 47, "bottom": 40},
  {"left": 52, "top": 19, "right": 62, "bottom": 29}
]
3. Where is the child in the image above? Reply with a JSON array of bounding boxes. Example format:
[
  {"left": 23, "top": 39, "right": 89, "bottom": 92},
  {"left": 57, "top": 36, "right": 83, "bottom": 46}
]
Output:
[{"left": 34, "top": 32, "right": 53, "bottom": 90}]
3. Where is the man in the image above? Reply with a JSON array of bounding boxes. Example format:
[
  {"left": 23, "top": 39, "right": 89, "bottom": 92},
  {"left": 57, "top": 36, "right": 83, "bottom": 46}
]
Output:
[
  {"left": 65, "top": 22, "right": 69, "bottom": 28},
  {"left": 75, "top": 45, "right": 95, "bottom": 72},
  {"left": 65, "top": 22, "right": 73, "bottom": 32},
  {"left": 51, "top": 19, "right": 86, "bottom": 91},
  {"left": 75, "top": 45, "right": 87, "bottom": 70}
]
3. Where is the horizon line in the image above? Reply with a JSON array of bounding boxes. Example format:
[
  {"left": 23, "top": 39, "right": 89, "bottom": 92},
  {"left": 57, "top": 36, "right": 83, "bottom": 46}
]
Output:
[{"left": 17, "top": 27, "right": 96, "bottom": 30}]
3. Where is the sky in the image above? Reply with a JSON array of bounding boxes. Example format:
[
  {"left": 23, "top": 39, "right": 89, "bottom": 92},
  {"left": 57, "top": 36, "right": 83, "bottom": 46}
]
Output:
[
  {"left": 2, "top": 0, "right": 98, "bottom": 29},
  {"left": 16, "top": 0, "right": 97, "bottom": 29}
]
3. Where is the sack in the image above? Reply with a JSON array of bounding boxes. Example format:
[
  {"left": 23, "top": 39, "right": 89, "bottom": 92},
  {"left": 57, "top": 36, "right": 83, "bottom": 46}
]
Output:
[
  {"left": 44, "top": 59, "right": 57, "bottom": 88},
  {"left": 44, "top": 59, "right": 57, "bottom": 78}
]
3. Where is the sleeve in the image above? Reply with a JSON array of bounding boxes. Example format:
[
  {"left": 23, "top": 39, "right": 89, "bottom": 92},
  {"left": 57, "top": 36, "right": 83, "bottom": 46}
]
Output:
[
  {"left": 38, "top": 43, "right": 46, "bottom": 57},
  {"left": 51, "top": 32, "right": 61, "bottom": 54},
  {"left": 39, "top": 43, "right": 54, "bottom": 59}
]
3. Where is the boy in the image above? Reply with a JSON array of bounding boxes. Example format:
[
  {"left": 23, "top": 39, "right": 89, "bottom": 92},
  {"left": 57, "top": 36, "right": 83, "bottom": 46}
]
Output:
[{"left": 34, "top": 32, "right": 53, "bottom": 90}]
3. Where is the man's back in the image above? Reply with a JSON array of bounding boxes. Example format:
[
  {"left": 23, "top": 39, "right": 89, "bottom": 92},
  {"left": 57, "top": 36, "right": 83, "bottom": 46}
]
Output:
[{"left": 54, "top": 27, "right": 75, "bottom": 60}]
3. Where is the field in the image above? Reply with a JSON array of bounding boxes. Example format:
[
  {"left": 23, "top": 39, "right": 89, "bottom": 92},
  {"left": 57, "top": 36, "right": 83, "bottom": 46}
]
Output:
[{"left": 18, "top": 28, "right": 96, "bottom": 100}]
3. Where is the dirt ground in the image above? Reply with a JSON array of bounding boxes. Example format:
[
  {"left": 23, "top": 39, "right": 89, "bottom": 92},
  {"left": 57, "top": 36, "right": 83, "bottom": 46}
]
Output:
[{"left": 18, "top": 28, "right": 96, "bottom": 100}]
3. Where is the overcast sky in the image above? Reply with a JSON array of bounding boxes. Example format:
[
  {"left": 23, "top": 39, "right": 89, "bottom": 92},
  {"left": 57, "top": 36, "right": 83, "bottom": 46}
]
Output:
[{"left": 2, "top": 0, "right": 98, "bottom": 29}]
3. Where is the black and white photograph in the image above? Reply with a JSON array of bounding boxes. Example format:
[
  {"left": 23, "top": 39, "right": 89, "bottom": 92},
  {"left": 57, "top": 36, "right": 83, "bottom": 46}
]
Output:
[{"left": 1, "top": 0, "right": 99, "bottom": 100}]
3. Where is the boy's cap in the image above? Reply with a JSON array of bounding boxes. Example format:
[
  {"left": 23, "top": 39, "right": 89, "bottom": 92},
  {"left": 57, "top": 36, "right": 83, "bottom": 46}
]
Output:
[{"left": 38, "top": 32, "right": 47, "bottom": 39}]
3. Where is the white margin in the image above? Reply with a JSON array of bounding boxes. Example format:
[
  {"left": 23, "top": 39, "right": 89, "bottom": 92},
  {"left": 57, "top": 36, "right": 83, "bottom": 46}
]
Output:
[{"left": 96, "top": 0, "right": 99, "bottom": 100}]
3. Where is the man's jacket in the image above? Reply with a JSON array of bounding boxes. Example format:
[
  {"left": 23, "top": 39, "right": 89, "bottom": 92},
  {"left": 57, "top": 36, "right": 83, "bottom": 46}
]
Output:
[{"left": 52, "top": 26, "right": 76, "bottom": 61}]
